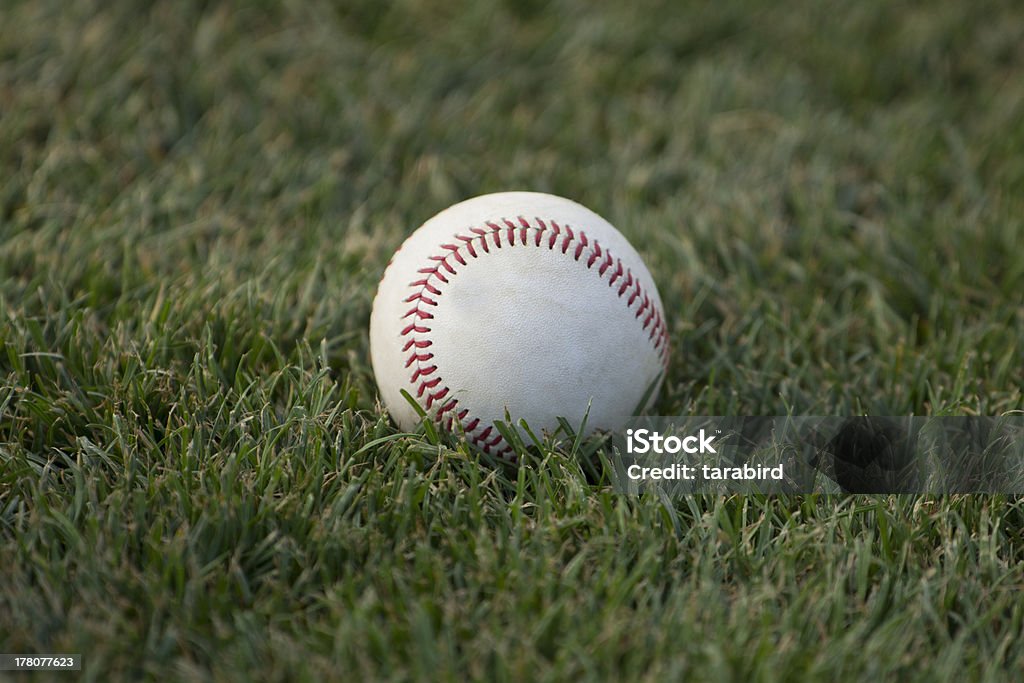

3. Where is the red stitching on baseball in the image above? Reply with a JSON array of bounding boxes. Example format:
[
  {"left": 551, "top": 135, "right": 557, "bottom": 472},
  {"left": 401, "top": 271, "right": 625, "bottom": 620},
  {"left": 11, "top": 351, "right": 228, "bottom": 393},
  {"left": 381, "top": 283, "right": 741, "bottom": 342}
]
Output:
[
  {"left": 398, "top": 217, "right": 669, "bottom": 463},
  {"left": 608, "top": 262, "right": 623, "bottom": 286},
  {"left": 503, "top": 219, "right": 517, "bottom": 246},
  {"left": 418, "top": 267, "right": 448, "bottom": 284},
  {"left": 642, "top": 308, "right": 656, "bottom": 330},
  {"left": 627, "top": 281, "right": 641, "bottom": 306},
  {"left": 441, "top": 244, "right": 467, "bottom": 266},
  {"left": 404, "top": 292, "right": 437, "bottom": 305},
  {"left": 416, "top": 377, "right": 441, "bottom": 396},
  {"left": 618, "top": 271, "right": 633, "bottom": 297},
  {"left": 426, "top": 389, "right": 450, "bottom": 410},
  {"left": 410, "top": 279, "right": 442, "bottom": 295},
  {"left": 410, "top": 365, "right": 437, "bottom": 382},
  {"left": 403, "top": 307, "right": 433, "bottom": 319},
  {"left": 486, "top": 222, "right": 502, "bottom": 248},
  {"left": 404, "top": 352, "right": 434, "bottom": 367},
  {"left": 429, "top": 255, "right": 457, "bottom": 275},
  {"left": 403, "top": 338, "right": 432, "bottom": 351},
  {"left": 635, "top": 293, "right": 649, "bottom": 319},
  {"left": 436, "top": 398, "right": 457, "bottom": 416}
]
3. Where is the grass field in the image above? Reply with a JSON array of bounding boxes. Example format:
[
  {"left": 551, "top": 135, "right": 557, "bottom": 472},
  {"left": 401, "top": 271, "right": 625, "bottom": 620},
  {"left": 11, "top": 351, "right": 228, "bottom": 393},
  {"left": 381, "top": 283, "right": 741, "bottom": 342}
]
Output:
[{"left": 2, "top": 0, "right": 1024, "bottom": 680}]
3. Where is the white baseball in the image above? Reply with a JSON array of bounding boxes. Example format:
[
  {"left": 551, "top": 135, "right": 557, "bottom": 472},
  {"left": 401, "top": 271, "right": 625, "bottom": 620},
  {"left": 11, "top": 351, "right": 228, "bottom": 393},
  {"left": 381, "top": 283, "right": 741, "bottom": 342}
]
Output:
[{"left": 369, "top": 192, "right": 668, "bottom": 461}]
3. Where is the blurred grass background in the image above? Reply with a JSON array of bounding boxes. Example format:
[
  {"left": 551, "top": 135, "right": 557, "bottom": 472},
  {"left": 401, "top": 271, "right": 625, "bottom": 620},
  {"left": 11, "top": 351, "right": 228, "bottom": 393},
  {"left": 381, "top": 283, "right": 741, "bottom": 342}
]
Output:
[{"left": 2, "top": 0, "right": 1023, "bottom": 680}]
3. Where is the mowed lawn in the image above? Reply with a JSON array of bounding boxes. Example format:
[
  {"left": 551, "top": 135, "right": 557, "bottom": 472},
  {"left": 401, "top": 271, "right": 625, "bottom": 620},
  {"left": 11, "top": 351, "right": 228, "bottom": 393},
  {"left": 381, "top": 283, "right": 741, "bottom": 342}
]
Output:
[{"left": 2, "top": 0, "right": 1024, "bottom": 680}]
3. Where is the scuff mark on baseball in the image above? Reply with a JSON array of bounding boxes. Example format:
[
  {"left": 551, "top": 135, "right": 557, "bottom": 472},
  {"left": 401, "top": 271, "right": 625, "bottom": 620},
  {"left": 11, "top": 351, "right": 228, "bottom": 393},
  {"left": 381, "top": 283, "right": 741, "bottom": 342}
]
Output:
[{"left": 369, "top": 192, "right": 669, "bottom": 461}]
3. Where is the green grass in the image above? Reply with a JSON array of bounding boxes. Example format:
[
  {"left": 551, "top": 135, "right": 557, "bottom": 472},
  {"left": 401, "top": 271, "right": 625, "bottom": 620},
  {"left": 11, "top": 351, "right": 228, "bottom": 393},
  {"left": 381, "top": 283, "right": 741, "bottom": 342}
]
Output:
[{"left": 2, "top": 0, "right": 1024, "bottom": 680}]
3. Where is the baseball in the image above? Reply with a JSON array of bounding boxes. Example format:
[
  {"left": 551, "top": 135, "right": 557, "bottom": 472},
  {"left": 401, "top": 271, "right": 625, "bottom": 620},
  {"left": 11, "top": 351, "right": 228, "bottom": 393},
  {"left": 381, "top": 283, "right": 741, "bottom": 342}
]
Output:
[{"left": 369, "top": 192, "right": 669, "bottom": 461}]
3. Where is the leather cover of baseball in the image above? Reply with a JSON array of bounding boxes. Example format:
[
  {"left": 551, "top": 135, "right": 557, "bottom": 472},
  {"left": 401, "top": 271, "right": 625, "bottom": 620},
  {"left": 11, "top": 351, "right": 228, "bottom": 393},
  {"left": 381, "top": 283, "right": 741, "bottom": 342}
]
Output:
[{"left": 369, "top": 192, "right": 668, "bottom": 461}]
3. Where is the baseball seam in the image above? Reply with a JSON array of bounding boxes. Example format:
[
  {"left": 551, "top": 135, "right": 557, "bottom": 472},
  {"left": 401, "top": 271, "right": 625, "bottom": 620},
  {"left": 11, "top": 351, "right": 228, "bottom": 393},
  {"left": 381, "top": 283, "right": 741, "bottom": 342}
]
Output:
[{"left": 399, "top": 216, "right": 669, "bottom": 462}]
